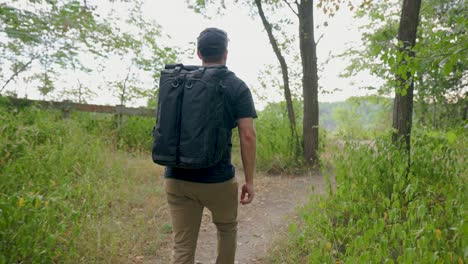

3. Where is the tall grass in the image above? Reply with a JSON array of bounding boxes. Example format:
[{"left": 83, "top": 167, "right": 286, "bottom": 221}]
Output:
[
  {"left": 254, "top": 101, "right": 304, "bottom": 173},
  {"left": 269, "top": 129, "right": 467, "bottom": 263},
  {"left": 70, "top": 111, "right": 155, "bottom": 152},
  {"left": 0, "top": 102, "right": 169, "bottom": 263}
]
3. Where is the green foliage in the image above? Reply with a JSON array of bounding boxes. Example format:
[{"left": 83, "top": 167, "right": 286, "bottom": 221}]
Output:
[
  {"left": 246, "top": 96, "right": 393, "bottom": 172},
  {"left": 343, "top": 0, "right": 467, "bottom": 122},
  {"left": 0, "top": 0, "right": 113, "bottom": 94},
  {"left": 68, "top": 111, "right": 154, "bottom": 153},
  {"left": 319, "top": 96, "right": 393, "bottom": 139},
  {"left": 332, "top": 96, "right": 392, "bottom": 139},
  {"left": 0, "top": 0, "right": 178, "bottom": 104},
  {"left": 254, "top": 100, "right": 304, "bottom": 173},
  {"left": 115, "top": 115, "right": 154, "bottom": 152},
  {"left": 0, "top": 106, "right": 105, "bottom": 262},
  {"left": 413, "top": 96, "right": 467, "bottom": 130},
  {"left": 415, "top": 0, "right": 467, "bottom": 96},
  {"left": 269, "top": 130, "right": 467, "bottom": 263},
  {"left": 0, "top": 101, "right": 156, "bottom": 262}
]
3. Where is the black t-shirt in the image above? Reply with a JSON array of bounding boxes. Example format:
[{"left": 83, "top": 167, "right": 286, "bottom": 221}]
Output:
[{"left": 164, "top": 70, "right": 257, "bottom": 183}]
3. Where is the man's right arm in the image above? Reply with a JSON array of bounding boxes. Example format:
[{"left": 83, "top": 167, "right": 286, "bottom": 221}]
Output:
[{"left": 238, "top": 117, "right": 256, "bottom": 205}]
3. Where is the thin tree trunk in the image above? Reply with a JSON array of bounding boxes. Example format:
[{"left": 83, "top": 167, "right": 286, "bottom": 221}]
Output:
[
  {"left": 463, "top": 105, "right": 467, "bottom": 122},
  {"left": 392, "top": 0, "right": 422, "bottom": 152},
  {"left": 254, "top": 0, "right": 300, "bottom": 157},
  {"left": 77, "top": 79, "right": 84, "bottom": 103},
  {"left": 415, "top": 76, "right": 426, "bottom": 127},
  {"left": 420, "top": 100, "right": 427, "bottom": 127},
  {"left": 299, "top": 0, "right": 319, "bottom": 167},
  {"left": 120, "top": 69, "right": 131, "bottom": 106}
]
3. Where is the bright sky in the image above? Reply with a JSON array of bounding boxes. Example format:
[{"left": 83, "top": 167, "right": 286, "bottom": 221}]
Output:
[
  {"left": 7, "top": 0, "right": 383, "bottom": 109},
  {"left": 141, "top": 0, "right": 382, "bottom": 107}
]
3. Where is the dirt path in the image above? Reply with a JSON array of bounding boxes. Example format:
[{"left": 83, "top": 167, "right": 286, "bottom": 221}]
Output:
[{"left": 193, "top": 173, "right": 326, "bottom": 263}]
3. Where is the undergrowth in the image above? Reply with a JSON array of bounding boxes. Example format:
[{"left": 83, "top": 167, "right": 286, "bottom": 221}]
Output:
[
  {"left": 0, "top": 103, "right": 168, "bottom": 263},
  {"left": 269, "top": 129, "right": 467, "bottom": 263}
]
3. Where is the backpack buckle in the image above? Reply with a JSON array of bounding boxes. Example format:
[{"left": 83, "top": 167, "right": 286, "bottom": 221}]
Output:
[
  {"left": 186, "top": 80, "right": 194, "bottom": 89},
  {"left": 171, "top": 79, "right": 180, "bottom": 88}
]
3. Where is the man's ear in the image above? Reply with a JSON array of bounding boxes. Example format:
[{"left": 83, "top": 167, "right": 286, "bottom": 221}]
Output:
[{"left": 197, "top": 50, "right": 203, "bottom": 60}]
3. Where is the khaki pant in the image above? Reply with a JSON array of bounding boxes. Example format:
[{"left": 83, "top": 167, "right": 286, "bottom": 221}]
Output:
[{"left": 165, "top": 177, "right": 239, "bottom": 264}]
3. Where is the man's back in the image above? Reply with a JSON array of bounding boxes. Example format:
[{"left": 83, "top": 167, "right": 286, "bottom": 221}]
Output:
[
  {"left": 160, "top": 27, "right": 257, "bottom": 264},
  {"left": 164, "top": 71, "right": 257, "bottom": 183}
]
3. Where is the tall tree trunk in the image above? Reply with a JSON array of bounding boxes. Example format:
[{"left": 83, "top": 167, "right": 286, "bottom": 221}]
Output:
[
  {"left": 392, "top": 0, "right": 422, "bottom": 152},
  {"left": 299, "top": 0, "right": 319, "bottom": 167},
  {"left": 254, "top": 0, "right": 300, "bottom": 157}
]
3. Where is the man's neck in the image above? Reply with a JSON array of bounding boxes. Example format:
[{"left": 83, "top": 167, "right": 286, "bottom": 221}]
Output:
[{"left": 202, "top": 62, "right": 225, "bottom": 67}]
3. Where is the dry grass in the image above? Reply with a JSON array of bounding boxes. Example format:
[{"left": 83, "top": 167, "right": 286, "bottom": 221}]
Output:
[{"left": 73, "top": 151, "right": 171, "bottom": 263}]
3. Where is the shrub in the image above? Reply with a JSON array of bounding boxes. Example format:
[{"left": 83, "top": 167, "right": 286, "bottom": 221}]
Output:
[
  {"left": 253, "top": 101, "right": 305, "bottom": 173},
  {"left": 115, "top": 115, "right": 155, "bottom": 152},
  {"left": 70, "top": 111, "right": 154, "bottom": 152},
  {"left": 270, "top": 129, "right": 467, "bottom": 263},
  {"left": 0, "top": 106, "right": 123, "bottom": 262}
]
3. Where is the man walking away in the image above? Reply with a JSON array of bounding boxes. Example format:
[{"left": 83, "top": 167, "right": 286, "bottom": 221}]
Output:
[{"left": 163, "top": 28, "right": 257, "bottom": 264}]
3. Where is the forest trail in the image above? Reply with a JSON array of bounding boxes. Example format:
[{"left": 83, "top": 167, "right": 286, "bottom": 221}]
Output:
[
  {"left": 141, "top": 171, "right": 327, "bottom": 264},
  {"left": 193, "top": 173, "right": 326, "bottom": 264}
]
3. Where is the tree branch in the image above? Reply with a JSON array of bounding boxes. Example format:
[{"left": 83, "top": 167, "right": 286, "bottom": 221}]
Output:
[
  {"left": 283, "top": 0, "right": 299, "bottom": 17},
  {"left": 254, "top": 0, "right": 288, "bottom": 73},
  {"left": 0, "top": 57, "right": 36, "bottom": 94},
  {"left": 415, "top": 47, "right": 468, "bottom": 59},
  {"left": 316, "top": 33, "right": 325, "bottom": 45}
]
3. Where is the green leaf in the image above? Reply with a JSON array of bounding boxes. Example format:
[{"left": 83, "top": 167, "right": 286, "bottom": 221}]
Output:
[{"left": 442, "top": 61, "right": 453, "bottom": 76}]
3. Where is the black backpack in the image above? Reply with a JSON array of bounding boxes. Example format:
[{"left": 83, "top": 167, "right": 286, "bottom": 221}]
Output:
[{"left": 152, "top": 64, "right": 232, "bottom": 169}]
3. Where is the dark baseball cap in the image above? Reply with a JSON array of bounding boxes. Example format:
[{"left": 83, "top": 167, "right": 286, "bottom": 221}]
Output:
[{"left": 197, "top": 28, "right": 228, "bottom": 57}]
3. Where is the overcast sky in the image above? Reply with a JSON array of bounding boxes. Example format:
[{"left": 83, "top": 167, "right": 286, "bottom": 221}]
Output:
[
  {"left": 143, "top": 0, "right": 382, "bottom": 106},
  {"left": 7, "top": 0, "right": 383, "bottom": 109}
]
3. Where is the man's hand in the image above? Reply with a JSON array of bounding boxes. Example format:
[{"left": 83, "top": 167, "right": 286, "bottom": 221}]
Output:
[{"left": 240, "top": 183, "right": 254, "bottom": 205}]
